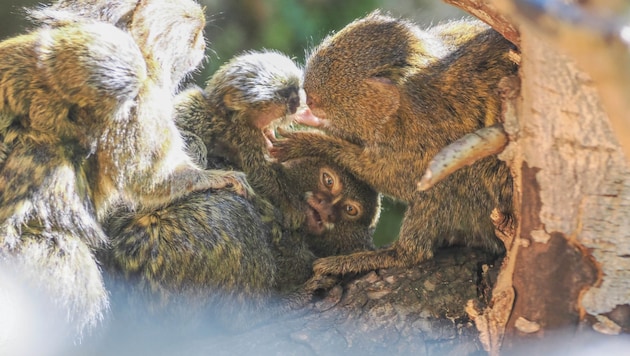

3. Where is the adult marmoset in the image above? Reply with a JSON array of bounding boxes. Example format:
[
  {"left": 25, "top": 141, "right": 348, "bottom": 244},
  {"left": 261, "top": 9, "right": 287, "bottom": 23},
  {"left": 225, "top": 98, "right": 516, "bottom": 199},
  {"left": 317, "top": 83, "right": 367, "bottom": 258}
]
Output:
[
  {"left": 0, "top": 20, "right": 145, "bottom": 338},
  {"left": 0, "top": 0, "right": 246, "bottom": 338}
]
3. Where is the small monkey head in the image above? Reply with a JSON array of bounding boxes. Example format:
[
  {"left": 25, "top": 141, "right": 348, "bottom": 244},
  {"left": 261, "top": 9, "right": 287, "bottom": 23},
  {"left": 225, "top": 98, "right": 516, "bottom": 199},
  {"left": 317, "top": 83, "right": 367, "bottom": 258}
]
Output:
[
  {"left": 10, "top": 21, "right": 146, "bottom": 146},
  {"left": 206, "top": 50, "right": 302, "bottom": 130},
  {"left": 285, "top": 157, "right": 381, "bottom": 256},
  {"left": 301, "top": 11, "right": 429, "bottom": 144}
]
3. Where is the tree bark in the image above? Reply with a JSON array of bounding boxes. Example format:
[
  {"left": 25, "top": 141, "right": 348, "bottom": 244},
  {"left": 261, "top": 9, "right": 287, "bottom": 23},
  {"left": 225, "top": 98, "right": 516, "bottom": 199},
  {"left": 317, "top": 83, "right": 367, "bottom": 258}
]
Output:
[
  {"left": 504, "top": 18, "right": 630, "bottom": 349},
  {"left": 196, "top": 248, "right": 498, "bottom": 355},
  {"left": 72, "top": 248, "right": 499, "bottom": 355}
]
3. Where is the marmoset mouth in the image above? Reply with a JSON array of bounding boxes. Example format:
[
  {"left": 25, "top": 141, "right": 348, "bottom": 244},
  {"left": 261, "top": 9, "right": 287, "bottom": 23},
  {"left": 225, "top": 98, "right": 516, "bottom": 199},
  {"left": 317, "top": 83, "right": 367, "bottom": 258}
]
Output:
[
  {"left": 305, "top": 205, "right": 325, "bottom": 235},
  {"left": 304, "top": 191, "right": 335, "bottom": 235}
]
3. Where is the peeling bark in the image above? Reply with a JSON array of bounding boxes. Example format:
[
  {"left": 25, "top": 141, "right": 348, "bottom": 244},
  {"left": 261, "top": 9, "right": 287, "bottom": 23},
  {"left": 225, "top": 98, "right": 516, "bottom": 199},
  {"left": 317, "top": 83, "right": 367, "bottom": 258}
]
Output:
[
  {"left": 72, "top": 248, "right": 502, "bottom": 354},
  {"left": 508, "top": 232, "right": 598, "bottom": 336},
  {"left": 442, "top": 0, "right": 630, "bottom": 353},
  {"left": 191, "top": 248, "right": 499, "bottom": 354},
  {"left": 512, "top": 22, "right": 630, "bottom": 331}
]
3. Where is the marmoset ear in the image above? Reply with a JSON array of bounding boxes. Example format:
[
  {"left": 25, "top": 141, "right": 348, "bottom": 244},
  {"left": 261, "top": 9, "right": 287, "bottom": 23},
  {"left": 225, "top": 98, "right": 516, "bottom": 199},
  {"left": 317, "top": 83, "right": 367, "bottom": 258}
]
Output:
[{"left": 363, "top": 76, "right": 400, "bottom": 119}]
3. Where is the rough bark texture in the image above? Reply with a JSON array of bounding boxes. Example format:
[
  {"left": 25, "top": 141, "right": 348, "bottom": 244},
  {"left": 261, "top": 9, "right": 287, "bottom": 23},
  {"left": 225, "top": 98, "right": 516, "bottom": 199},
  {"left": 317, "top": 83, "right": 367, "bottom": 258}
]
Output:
[
  {"left": 70, "top": 248, "right": 500, "bottom": 355},
  {"left": 507, "top": 26, "right": 630, "bottom": 338},
  {"left": 444, "top": 0, "right": 520, "bottom": 46},
  {"left": 200, "top": 248, "right": 497, "bottom": 355},
  {"left": 446, "top": 0, "right": 630, "bottom": 354}
]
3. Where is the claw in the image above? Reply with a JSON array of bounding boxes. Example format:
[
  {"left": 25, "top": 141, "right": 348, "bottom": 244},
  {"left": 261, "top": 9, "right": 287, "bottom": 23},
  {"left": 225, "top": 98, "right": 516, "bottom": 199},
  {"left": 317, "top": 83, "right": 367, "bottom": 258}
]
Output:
[
  {"left": 303, "top": 273, "right": 340, "bottom": 293},
  {"left": 226, "top": 172, "right": 255, "bottom": 198},
  {"left": 207, "top": 170, "right": 254, "bottom": 198},
  {"left": 268, "top": 130, "right": 290, "bottom": 161},
  {"left": 263, "top": 127, "right": 276, "bottom": 150},
  {"left": 417, "top": 124, "right": 509, "bottom": 191}
]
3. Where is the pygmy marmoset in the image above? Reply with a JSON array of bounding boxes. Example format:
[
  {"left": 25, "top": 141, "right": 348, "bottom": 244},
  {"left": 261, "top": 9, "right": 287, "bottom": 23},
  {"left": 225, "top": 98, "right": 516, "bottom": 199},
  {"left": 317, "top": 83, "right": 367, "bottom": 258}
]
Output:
[{"left": 273, "top": 11, "right": 517, "bottom": 277}]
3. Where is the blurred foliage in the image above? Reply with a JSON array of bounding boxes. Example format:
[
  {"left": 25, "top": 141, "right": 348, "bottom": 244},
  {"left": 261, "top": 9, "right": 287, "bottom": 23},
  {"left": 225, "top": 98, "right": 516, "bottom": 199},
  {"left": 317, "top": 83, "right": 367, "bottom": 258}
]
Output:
[
  {"left": 0, "top": 0, "right": 464, "bottom": 84},
  {"left": 0, "top": 0, "right": 464, "bottom": 246},
  {"left": 197, "top": 0, "right": 464, "bottom": 82}
]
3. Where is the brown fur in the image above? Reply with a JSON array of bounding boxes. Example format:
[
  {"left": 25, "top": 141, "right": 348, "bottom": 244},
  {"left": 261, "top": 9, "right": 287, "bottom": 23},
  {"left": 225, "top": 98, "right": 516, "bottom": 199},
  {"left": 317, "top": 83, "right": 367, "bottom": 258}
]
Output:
[
  {"left": 92, "top": 49, "right": 382, "bottom": 330},
  {"left": 272, "top": 12, "right": 517, "bottom": 276},
  {"left": 0, "top": 0, "right": 247, "bottom": 336}
]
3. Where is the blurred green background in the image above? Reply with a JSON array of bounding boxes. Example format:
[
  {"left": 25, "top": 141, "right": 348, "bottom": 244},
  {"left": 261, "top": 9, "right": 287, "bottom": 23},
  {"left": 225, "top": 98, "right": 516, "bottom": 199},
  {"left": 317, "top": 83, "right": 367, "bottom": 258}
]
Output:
[{"left": 0, "top": 0, "right": 464, "bottom": 246}]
